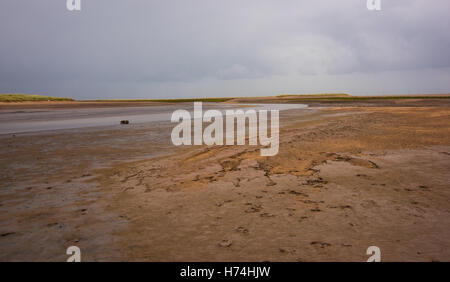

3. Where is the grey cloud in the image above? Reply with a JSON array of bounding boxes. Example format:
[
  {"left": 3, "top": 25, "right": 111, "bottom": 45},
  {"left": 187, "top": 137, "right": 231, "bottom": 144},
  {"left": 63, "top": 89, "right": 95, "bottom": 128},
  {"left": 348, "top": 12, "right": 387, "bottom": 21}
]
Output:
[{"left": 0, "top": 0, "right": 449, "bottom": 99}]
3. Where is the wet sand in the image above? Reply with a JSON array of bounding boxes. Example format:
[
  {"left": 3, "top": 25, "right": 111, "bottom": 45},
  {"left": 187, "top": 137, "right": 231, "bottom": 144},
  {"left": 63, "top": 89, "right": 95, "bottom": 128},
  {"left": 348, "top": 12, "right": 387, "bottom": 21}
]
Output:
[
  {"left": 0, "top": 102, "right": 306, "bottom": 134},
  {"left": 0, "top": 99, "right": 449, "bottom": 261}
]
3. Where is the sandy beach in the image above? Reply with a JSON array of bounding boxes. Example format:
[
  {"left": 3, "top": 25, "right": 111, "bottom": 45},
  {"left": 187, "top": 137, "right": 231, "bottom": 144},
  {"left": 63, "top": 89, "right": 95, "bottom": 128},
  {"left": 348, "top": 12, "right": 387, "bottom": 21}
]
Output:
[{"left": 0, "top": 98, "right": 449, "bottom": 261}]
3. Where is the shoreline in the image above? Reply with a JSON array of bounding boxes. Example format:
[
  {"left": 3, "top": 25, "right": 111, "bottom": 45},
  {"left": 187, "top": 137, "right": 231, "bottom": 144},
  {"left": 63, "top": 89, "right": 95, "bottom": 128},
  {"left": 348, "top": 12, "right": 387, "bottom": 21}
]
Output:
[{"left": 1, "top": 94, "right": 450, "bottom": 110}]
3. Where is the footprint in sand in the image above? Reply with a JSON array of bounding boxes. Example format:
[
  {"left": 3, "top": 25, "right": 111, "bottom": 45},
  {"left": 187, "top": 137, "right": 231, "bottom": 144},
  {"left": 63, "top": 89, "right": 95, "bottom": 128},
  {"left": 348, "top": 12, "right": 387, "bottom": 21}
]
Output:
[
  {"left": 279, "top": 247, "right": 296, "bottom": 254},
  {"left": 218, "top": 240, "right": 232, "bottom": 247},
  {"left": 235, "top": 226, "right": 249, "bottom": 234},
  {"left": 310, "top": 241, "right": 331, "bottom": 248}
]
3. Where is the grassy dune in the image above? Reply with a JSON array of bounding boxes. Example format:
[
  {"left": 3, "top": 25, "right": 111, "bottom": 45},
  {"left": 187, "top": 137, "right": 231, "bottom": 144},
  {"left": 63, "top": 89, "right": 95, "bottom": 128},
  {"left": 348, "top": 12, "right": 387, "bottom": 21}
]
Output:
[
  {"left": 287, "top": 95, "right": 450, "bottom": 101},
  {"left": 0, "top": 94, "right": 74, "bottom": 102},
  {"left": 277, "top": 93, "right": 350, "bottom": 98},
  {"left": 276, "top": 93, "right": 450, "bottom": 100}
]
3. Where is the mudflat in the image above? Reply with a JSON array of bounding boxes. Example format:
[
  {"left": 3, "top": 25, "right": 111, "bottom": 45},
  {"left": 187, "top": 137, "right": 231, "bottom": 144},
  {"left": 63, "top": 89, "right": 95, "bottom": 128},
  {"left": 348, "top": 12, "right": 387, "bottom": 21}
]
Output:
[{"left": 1, "top": 99, "right": 449, "bottom": 261}]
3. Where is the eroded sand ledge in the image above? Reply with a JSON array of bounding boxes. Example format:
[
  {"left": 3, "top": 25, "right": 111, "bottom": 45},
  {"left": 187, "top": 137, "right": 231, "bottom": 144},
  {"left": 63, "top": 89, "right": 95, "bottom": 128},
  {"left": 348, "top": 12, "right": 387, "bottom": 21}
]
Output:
[{"left": 1, "top": 103, "right": 449, "bottom": 261}]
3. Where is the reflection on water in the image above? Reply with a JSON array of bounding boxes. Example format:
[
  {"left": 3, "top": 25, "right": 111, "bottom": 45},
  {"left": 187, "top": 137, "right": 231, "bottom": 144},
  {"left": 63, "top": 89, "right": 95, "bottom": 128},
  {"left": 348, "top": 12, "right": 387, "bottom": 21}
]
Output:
[{"left": 0, "top": 103, "right": 307, "bottom": 134}]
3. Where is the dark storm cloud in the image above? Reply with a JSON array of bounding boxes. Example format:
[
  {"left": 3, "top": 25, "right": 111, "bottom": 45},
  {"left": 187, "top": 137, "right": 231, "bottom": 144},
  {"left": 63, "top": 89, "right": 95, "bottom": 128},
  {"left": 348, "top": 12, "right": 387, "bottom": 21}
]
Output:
[{"left": 0, "top": 0, "right": 449, "bottom": 99}]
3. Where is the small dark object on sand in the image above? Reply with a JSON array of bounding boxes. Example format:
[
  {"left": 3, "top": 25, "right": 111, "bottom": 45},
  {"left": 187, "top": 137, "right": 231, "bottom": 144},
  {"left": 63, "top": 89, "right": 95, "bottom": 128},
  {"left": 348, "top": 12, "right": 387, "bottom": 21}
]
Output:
[{"left": 120, "top": 120, "right": 130, "bottom": 125}]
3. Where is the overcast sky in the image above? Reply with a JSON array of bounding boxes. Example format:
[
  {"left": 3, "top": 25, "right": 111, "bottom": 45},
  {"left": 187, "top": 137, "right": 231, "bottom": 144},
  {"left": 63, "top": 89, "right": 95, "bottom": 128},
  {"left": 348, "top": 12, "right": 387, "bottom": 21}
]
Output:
[{"left": 0, "top": 0, "right": 449, "bottom": 99}]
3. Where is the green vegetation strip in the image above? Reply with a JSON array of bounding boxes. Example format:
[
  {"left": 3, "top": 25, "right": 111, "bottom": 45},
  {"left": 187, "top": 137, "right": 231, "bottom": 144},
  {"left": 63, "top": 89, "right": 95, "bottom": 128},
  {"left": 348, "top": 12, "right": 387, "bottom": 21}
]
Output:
[
  {"left": 0, "top": 94, "right": 74, "bottom": 102},
  {"left": 288, "top": 96, "right": 450, "bottom": 101},
  {"left": 277, "top": 93, "right": 350, "bottom": 97}
]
